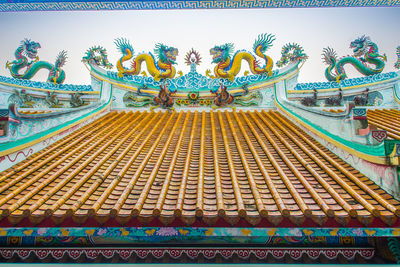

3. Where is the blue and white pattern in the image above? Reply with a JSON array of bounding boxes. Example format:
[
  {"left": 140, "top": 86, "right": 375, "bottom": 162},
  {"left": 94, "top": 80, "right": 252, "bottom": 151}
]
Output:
[
  {"left": 395, "top": 144, "right": 400, "bottom": 157},
  {"left": 0, "top": 0, "right": 399, "bottom": 12},
  {"left": 107, "top": 69, "right": 279, "bottom": 92},
  {"left": 352, "top": 108, "right": 367, "bottom": 118},
  {"left": 0, "top": 109, "right": 9, "bottom": 117},
  {"left": 0, "top": 75, "right": 93, "bottom": 92},
  {"left": 294, "top": 72, "right": 398, "bottom": 91}
]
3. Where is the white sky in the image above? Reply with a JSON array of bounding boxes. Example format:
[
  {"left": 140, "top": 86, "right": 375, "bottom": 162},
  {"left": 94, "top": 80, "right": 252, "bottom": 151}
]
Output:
[{"left": 0, "top": 7, "right": 399, "bottom": 85}]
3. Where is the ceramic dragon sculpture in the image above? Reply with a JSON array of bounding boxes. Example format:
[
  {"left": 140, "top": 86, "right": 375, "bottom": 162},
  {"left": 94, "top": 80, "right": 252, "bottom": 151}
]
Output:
[
  {"left": 82, "top": 46, "right": 113, "bottom": 69},
  {"left": 207, "top": 33, "right": 275, "bottom": 81},
  {"left": 115, "top": 38, "right": 179, "bottom": 81},
  {"left": 322, "top": 35, "right": 386, "bottom": 82},
  {"left": 395, "top": 46, "right": 400, "bottom": 70},
  {"left": 211, "top": 83, "right": 234, "bottom": 107},
  {"left": 276, "top": 43, "right": 308, "bottom": 67},
  {"left": 6, "top": 39, "right": 67, "bottom": 84}
]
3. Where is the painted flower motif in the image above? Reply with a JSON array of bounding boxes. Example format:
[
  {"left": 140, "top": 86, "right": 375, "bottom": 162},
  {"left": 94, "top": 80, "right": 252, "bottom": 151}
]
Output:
[
  {"left": 184, "top": 100, "right": 190, "bottom": 105},
  {"left": 352, "top": 228, "right": 364, "bottom": 236},
  {"left": 156, "top": 228, "right": 178, "bottom": 236},
  {"left": 188, "top": 91, "right": 199, "bottom": 101},
  {"left": 37, "top": 228, "right": 48, "bottom": 236},
  {"left": 205, "top": 99, "right": 212, "bottom": 106},
  {"left": 288, "top": 229, "right": 302, "bottom": 236},
  {"left": 199, "top": 99, "right": 205, "bottom": 105},
  {"left": 97, "top": 228, "right": 107, "bottom": 235},
  {"left": 176, "top": 99, "right": 182, "bottom": 105}
]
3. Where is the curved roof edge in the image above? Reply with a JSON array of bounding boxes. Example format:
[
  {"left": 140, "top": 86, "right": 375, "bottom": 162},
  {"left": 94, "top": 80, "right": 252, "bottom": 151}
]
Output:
[
  {"left": 294, "top": 72, "right": 399, "bottom": 91},
  {"left": 0, "top": 75, "right": 93, "bottom": 92},
  {"left": 0, "top": 0, "right": 399, "bottom": 12}
]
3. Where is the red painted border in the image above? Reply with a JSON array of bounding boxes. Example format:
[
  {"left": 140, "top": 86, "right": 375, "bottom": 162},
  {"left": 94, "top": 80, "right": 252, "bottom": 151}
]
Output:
[{"left": 0, "top": 215, "right": 396, "bottom": 228}]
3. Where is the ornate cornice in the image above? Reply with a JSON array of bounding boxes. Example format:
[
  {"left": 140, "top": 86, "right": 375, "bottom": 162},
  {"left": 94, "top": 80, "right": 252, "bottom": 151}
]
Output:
[{"left": 0, "top": 0, "right": 399, "bottom": 12}]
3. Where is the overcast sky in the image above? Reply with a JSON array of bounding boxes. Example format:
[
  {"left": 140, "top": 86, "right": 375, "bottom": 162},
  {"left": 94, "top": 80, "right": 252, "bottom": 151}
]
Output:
[{"left": 0, "top": 7, "right": 399, "bottom": 85}]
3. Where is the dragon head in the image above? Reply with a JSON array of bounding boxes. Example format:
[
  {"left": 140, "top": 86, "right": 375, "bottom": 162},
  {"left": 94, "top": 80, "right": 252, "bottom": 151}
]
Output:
[
  {"left": 210, "top": 43, "right": 233, "bottom": 64},
  {"left": 155, "top": 43, "right": 178, "bottom": 65},
  {"left": 22, "top": 39, "right": 41, "bottom": 59},
  {"left": 350, "top": 35, "right": 370, "bottom": 58}
]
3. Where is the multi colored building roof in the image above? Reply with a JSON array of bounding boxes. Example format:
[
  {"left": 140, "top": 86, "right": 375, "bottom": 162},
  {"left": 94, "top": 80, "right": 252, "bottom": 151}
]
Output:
[
  {"left": 1, "top": 110, "right": 399, "bottom": 228},
  {"left": 0, "top": 8, "right": 400, "bottom": 261},
  {"left": 367, "top": 109, "right": 400, "bottom": 140}
]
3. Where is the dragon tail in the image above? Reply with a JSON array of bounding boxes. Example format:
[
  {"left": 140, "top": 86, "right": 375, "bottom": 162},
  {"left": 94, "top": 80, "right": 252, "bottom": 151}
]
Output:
[
  {"left": 252, "top": 33, "right": 275, "bottom": 54},
  {"left": 252, "top": 33, "right": 275, "bottom": 74},
  {"left": 322, "top": 47, "right": 337, "bottom": 65},
  {"left": 55, "top": 50, "right": 67, "bottom": 68},
  {"left": 114, "top": 38, "right": 134, "bottom": 56},
  {"left": 322, "top": 47, "right": 339, "bottom": 81}
]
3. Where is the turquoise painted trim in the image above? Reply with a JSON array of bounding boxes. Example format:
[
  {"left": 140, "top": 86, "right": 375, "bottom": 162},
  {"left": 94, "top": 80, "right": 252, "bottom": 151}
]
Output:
[
  {"left": 93, "top": 61, "right": 300, "bottom": 92},
  {"left": 0, "top": 227, "right": 398, "bottom": 237},
  {"left": 274, "top": 85, "right": 387, "bottom": 157},
  {"left": 0, "top": 75, "right": 93, "bottom": 92},
  {"left": 0, "top": 84, "right": 111, "bottom": 153},
  {"left": 394, "top": 83, "right": 400, "bottom": 104},
  {"left": 294, "top": 72, "right": 399, "bottom": 91}
]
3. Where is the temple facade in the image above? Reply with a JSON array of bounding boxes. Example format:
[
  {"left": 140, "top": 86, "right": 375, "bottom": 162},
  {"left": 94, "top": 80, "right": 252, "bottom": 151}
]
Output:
[{"left": 0, "top": 2, "right": 400, "bottom": 263}]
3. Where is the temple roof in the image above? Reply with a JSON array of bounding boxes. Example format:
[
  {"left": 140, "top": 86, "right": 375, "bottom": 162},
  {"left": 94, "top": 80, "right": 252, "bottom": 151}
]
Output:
[
  {"left": 0, "top": 110, "right": 399, "bottom": 227},
  {"left": 368, "top": 109, "right": 400, "bottom": 140}
]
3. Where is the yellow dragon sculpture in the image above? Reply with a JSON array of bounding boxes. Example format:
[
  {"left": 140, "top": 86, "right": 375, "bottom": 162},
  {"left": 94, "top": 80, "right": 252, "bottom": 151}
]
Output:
[
  {"left": 207, "top": 33, "right": 275, "bottom": 81},
  {"left": 115, "top": 38, "right": 178, "bottom": 81}
]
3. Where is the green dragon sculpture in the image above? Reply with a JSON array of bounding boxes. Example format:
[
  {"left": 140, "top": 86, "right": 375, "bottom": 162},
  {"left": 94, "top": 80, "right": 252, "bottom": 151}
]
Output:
[
  {"left": 395, "top": 46, "right": 400, "bottom": 69},
  {"left": 6, "top": 39, "right": 67, "bottom": 84},
  {"left": 82, "top": 46, "right": 113, "bottom": 69},
  {"left": 115, "top": 38, "right": 178, "bottom": 81},
  {"left": 207, "top": 33, "right": 275, "bottom": 81},
  {"left": 123, "top": 93, "right": 154, "bottom": 108},
  {"left": 276, "top": 43, "right": 308, "bottom": 67},
  {"left": 9, "top": 89, "right": 35, "bottom": 108},
  {"left": 322, "top": 35, "right": 386, "bottom": 82}
]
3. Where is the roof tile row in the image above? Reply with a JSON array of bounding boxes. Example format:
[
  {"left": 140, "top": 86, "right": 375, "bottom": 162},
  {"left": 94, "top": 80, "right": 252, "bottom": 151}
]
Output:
[{"left": 0, "top": 110, "right": 399, "bottom": 226}]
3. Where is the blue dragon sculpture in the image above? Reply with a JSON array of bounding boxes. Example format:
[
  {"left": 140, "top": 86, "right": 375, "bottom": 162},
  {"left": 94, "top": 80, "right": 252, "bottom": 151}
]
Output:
[
  {"left": 6, "top": 39, "right": 67, "bottom": 84},
  {"left": 322, "top": 35, "right": 386, "bottom": 82}
]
